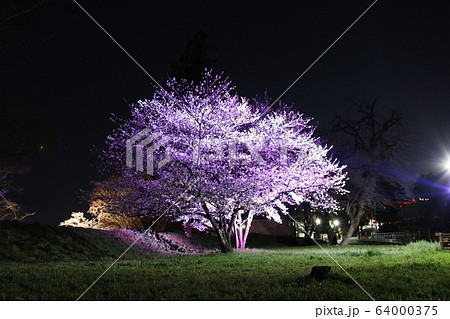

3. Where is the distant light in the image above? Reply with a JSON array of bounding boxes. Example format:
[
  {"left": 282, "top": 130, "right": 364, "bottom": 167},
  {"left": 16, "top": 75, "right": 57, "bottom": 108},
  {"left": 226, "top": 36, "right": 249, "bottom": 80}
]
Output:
[
  {"left": 333, "top": 220, "right": 340, "bottom": 226},
  {"left": 446, "top": 157, "right": 450, "bottom": 171},
  {"left": 315, "top": 218, "right": 321, "bottom": 225}
]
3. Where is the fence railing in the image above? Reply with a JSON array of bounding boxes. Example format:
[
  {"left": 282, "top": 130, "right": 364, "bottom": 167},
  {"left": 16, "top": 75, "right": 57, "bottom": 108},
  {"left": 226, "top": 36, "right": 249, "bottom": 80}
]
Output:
[
  {"left": 360, "top": 231, "right": 450, "bottom": 247},
  {"left": 440, "top": 233, "right": 450, "bottom": 251},
  {"left": 358, "top": 231, "right": 411, "bottom": 244},
  {"left": 371, "top": 232, "right": 410, "bottom": 240}
]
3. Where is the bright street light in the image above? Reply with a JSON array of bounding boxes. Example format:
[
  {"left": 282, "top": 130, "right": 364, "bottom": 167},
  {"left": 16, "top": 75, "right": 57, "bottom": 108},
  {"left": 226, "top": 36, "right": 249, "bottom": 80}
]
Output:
[
  {"left": 445, "top": 157, "right": 450, "bottom": 171},
  {"left": 315, "top": 218, "right": 321, "bottom": 225},
  {"left": 333, "top": 220, "right": 340, "bottom": 227}
]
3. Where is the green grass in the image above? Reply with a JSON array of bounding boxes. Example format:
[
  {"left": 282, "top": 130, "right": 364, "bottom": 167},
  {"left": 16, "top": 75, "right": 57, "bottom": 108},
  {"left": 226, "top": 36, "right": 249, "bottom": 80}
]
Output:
[
  {"left": 1, "top": 240, "right": 449, "bottom": 300},
  {"left": 0, "top": 221, "right": 152, "bottom": 262}
]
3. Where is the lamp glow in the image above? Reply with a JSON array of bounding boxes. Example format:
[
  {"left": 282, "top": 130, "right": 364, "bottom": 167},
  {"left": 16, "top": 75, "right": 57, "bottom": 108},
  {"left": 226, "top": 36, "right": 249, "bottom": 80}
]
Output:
[
  {"left": 315, "top": 218, "right": 321, "bottom": 225},
  {"left": 333, "top": 220, "right": 340, "bottom": 226},
  {"left": 445, "top": 158, "right": 450, "bottom": 171}
]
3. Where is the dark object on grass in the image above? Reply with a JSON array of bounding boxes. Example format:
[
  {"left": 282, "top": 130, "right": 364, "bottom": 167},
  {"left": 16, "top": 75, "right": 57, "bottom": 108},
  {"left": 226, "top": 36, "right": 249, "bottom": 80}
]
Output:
[{"left": 309, "top": 266, "right": 331, "bottom": 281}]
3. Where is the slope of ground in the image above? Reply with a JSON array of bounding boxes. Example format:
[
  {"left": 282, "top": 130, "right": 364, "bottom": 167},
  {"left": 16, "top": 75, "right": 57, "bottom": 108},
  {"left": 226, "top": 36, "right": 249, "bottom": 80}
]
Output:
[{"left": 0, "top": 221, "right": 218, "bottom": 262}]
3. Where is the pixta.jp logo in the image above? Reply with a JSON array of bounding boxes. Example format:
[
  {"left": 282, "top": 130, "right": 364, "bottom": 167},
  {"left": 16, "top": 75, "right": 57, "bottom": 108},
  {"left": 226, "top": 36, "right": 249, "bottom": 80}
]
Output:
[
  {"left": 126, "top": 129, "right": 171, "bottom": 175},
  {"left": 126, "top": 129, "right": 290, "bottom": 174}
]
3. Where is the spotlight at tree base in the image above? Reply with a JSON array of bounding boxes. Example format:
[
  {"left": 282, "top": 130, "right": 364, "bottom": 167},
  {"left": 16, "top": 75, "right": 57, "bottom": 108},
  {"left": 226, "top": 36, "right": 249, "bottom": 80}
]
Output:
[
  {"left": 333, "top": 220, "right": 340, "bottom": 227},
  {"left": 315, "top": 218, "right": 321, "bottom": 225}
]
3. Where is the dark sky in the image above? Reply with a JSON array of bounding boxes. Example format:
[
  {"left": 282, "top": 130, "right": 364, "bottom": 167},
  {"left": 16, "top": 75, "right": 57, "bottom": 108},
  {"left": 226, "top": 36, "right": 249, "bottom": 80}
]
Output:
[{"left": 2, "top": 0, "right": 450, "bottom": 225}]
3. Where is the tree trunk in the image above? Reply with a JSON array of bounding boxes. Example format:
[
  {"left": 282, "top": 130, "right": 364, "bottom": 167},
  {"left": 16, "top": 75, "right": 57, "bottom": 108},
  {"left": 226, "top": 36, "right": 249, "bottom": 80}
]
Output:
[
  {"left": 217, "top": 229, "right": 233, "bottom": 253},
  {"left": 201, "top": 201, "right": 234, "bottom": 253},
  {"left": 340, "top": 206, "right": 365, "bottom": 246},
  {"left": 241, "top": 213, "right": 253, "bottom": 248},
  {"left": 233, "top": 212, "right": 253, "bottom": 249},
  {"left": 237, "top": 220, "right": 244, "bottom": 249}
]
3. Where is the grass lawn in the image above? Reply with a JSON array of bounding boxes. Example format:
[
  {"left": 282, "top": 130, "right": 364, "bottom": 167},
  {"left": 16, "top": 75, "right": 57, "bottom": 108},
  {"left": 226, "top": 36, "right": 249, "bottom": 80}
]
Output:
[{"left": 1, "top": 240, "right": 450, "bottom": 300}]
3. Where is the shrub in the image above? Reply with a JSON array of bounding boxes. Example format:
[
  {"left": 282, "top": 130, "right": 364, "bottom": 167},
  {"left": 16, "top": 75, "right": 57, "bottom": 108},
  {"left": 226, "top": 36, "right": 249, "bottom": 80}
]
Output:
[{"left": 406, "top": 240, "right": 440, "bottom": 252}]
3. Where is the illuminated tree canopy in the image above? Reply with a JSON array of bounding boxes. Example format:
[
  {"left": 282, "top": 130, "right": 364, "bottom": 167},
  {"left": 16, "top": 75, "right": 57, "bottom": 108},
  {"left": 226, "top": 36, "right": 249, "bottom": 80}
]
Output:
[{"left": 102, "top": 71, "right": 347, "bottom": 252}]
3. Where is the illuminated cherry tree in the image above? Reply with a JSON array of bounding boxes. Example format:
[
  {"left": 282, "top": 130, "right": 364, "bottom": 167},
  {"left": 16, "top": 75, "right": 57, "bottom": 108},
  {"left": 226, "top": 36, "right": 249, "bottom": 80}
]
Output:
[{"left": 102, "top": 71, "right": 347, "bottom": 252}]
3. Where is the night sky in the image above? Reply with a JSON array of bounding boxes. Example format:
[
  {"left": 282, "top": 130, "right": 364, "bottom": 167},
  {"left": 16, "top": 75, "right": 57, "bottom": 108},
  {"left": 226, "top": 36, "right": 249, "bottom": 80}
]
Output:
[{"left": 2, "top": 0, "right": 450, "bottom": 225}]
